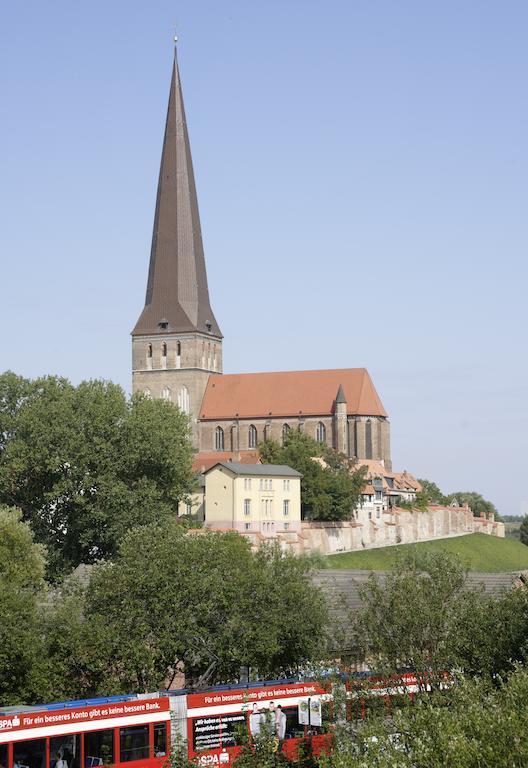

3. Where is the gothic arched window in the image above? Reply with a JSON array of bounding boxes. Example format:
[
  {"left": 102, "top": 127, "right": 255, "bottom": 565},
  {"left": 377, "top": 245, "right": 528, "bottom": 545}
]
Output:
[
  {"left": 248, "top": 424, "right": 257, "bottom": 449},
  {"left": 316, "top": 421, "right": 326, "bottom": 444},
  {"left": 161, "top": 386, "right": 171, "bottom": 401},
  {"left": 365, "top": 419, "right": 373, "bottom": 459},
  {"left": 147, "top": 344, "right": 152, "bottom": 358},
  {"left": 178, "top": 386, "right": 190, "bottom": 414},
  {"left": 177, "top": 341, "right": 181, "bottom": 356},
  {"left": 143, "top": 388, "right": 151, "bottom": 399},
  {"left": 215, "top": 426, "right": 225, "bottom": 451},
  {"left": 162, "top": 342, "right": 167, "bottom": 357},
  {"left": 282, "top": 424, "right": 290, "bottom": 445}
]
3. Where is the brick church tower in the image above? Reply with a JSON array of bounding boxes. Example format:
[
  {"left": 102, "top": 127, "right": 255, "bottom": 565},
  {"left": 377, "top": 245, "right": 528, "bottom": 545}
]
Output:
[{"left": 132, "top": 49, "right": 222, "bottom": 444}]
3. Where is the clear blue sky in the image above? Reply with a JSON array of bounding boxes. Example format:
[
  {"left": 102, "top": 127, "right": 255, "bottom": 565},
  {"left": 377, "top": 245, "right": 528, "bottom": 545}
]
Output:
[{"left": 1, "top": 1, "right": 527, "bottom": 516}]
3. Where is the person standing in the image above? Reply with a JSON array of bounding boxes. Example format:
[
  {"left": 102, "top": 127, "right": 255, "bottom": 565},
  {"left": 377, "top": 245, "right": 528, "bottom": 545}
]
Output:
[
  {"left": 249, "top": 703, "right": 261, "bottom": 738},
  {"left": 275, "top": 706, "right": 287, "bottom": 740}
]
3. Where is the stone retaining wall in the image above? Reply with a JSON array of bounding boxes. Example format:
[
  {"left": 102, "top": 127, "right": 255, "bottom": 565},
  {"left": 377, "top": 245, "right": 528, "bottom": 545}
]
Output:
[{"left": 281, "top": 505, "right": 505, "bottom": 555}]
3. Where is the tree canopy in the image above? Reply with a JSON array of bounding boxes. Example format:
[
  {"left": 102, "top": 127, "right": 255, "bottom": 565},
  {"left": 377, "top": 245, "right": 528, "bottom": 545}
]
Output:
[
  {"left": 446, "top": 491, "right": 498, "bottom": 519},
  {"left": 45, "top": 522, "right": 329, "bottom": 696},
  {"left": 0, "top": 373, "right": 196, "bottom": 577},
  {"left": 317, "top": 666, "right": 528, "bottom": 768},
  {"left": 260, "top": 431, "right": 366, "bottom": 521},
  {"left": 416, "top": 478, "right": 445, "bottom": 505},
  {"left": 417, "top": 477, "right": 499, "bottom": 518},
  {"left": 520, "top": 516, "right": 528, "bottom": 546},
  {"left": 0, "top": 505, "right": 48, "bottom": 705},
  {"left": 348, "top": 551, "right": 474, "bottom": 685}
]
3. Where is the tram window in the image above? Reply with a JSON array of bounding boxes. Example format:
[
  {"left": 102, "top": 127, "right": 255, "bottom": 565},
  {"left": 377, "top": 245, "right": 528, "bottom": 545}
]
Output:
[
  {"left": 50, "top": 735, "right": 81, "bottom": 768},
  {"left": 13, "top": 739, "right": 46, "bottom": 768},
  {"left": 119, "top": 725, "right": 149, "bottom": 763},
  {"left": 84, "top": 729, "right": 114, "bottom": 766},
  {"left": 283, "top": 707, "right": 302, "bottom": 739},
  {"left": 0, "top": 744, "right": 7, "bottom": 768},
  {"left": 153, "top": 724, "right": 167, "bottom": 757}
]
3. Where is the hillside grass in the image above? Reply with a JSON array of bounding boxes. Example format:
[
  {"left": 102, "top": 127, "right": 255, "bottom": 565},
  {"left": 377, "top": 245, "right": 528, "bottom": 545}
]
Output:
[{"left": 324, "top": 533, "right": 528, "bottom": 573}]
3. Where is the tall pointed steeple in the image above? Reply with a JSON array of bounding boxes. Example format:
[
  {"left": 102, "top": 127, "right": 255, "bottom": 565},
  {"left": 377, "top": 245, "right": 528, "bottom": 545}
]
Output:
[
  {"left": 133, "top": 48, "right": 221, "bottom": 338},
  {"left": 132, "top": 48, "right": 223, "bottom": 447}
]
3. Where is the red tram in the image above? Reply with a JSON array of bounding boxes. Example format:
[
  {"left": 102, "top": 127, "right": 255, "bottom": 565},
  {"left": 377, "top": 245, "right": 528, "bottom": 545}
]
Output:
[{"left": 0, "top": 673, "right": 427, "bottom": 768}]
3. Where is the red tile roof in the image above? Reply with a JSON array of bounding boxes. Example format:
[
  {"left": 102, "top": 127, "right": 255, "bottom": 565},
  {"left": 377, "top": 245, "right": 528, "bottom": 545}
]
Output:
[
  {"left": 200, "top": 368, "right": 387, "bottom": 420},
  {"left": 192, "top": 450, "right": 261, "bottom": 473}
]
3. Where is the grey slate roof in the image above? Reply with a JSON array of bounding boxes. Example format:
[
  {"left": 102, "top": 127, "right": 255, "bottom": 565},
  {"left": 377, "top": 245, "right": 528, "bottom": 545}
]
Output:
[
  {"left": 313, "top": 568, "right": 519, "bottom": 623},
  {"left": 207, "top": 461, "right": 302, "bottom": 478},
  {"left": 335, "top": 384, "right": 347, "bottom": 404},
  {"left": 133, "top": 51, "right": 221, "bottom": 338}
]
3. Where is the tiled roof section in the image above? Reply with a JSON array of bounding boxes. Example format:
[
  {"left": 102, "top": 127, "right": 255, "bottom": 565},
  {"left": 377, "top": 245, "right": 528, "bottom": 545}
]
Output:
[
  {"left": 200, "top": 368, "right": 387, "bottom": 420},
  {"left": 313, "top": 569, "right": 519, "bottom": 650},
  {"left": 393, "top": 471, "right": 422, "bottom": 492},
  {"left": 192, "top": 450, "right": 261, "bottom": 474},
  {"left": 206, "top": 462, "right": 302, "bottom": 478},
  {"left": 133, "top": 52, "right": 221, "bottom": 338},
  {"left": 357, "top": 460, "right": 421, "bottom": 493}
]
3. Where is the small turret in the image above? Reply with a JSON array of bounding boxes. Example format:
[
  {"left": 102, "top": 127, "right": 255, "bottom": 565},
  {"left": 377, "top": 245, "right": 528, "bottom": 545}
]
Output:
[{"left": 333, "top": 384, "right": 348, "bottom": 454}]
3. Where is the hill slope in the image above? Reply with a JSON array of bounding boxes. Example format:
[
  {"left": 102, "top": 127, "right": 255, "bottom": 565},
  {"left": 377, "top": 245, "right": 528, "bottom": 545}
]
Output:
[{"left": 325, "top": 533, "right": 528, "bottom": 573}]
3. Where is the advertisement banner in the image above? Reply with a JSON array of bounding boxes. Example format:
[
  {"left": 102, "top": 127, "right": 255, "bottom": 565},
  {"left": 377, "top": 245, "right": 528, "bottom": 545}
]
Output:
[
  {"left": 297, "top": 697, "right": 322, "bottom": 726},
  {"left": 0, "top": 698, "right": 169, "bottom": 736},
  {"left": 193, "top": 713, "right": 246, "bottom": 752},
  {"left": 309, "top": 698, "right": 322, "bottom": 727},
  {"left": 188, "top": 682, "right": 325, "bottom": 713}
]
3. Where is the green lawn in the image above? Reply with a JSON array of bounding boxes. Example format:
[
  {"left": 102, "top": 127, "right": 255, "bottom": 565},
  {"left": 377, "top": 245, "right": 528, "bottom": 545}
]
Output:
[{"left": 324, "top": 533, "right": 528, "bottom": 573}]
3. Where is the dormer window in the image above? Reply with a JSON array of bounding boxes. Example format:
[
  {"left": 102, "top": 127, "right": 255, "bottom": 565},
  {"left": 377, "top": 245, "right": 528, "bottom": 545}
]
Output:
[{"left": 158, "top": 321, "right": 168, "bottom": 330}]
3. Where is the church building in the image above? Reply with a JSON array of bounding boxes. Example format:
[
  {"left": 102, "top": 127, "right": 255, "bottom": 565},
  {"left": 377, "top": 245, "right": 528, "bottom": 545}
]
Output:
[{"left": 132, "top": 52, "right": 391, "bottom": 470}]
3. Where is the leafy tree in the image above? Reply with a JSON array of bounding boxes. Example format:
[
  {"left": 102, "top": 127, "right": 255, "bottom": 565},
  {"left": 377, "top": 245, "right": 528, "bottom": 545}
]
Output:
[
  {"left": 416, "top": 480, "right": 499, "bottom": 519},
  {"left": 519, "top": 516, "right": 528, "bottom": 546},
  {"left": 347, "top": 551, "right": 474, "bottom": 686},
  {"left": 0, "top": 373, "right": 196, "bottom": 577},
  {"left": 0, "top": 505, "right": 48, "bottom": 705},
  {"left": 56, "top": 522, "right": 328, "bottom": 695},
  {"left": 316, "top": 666, "right": 528, "bottom": 768},
  {"left": 416, "top": 478, "right": 446, "bottom": 505},
  {"left": 446, "top": 491, "right": 498, "bottom": 519},
  {"left": 233, "top": 723, "right": 290, "bottom": 768},
  {"left": 454, "top": 586, "right": 528, "bottom": 680},
  {"left": 260, "top": 431, "right": 366, "bottom": 521}
]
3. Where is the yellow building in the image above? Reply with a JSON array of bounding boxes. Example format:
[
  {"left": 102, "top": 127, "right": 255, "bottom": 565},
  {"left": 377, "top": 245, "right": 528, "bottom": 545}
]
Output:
[{"left": 204, "top": 463, "right": 301, "bottom": 539}]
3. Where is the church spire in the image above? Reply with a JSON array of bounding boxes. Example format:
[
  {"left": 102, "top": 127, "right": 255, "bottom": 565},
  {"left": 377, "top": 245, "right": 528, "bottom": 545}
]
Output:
[{"left": 133, "top": 48, "right": 222, "bottom": 338}]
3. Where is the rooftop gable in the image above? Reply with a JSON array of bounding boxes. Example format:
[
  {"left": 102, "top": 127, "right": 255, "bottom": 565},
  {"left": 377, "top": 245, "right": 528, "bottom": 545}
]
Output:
[{"left": 206, "top": 462, "right": 302, "bottom": 478}]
